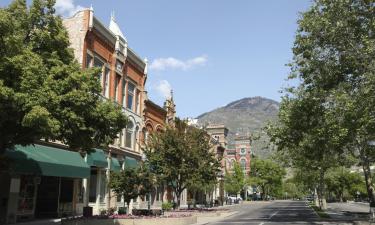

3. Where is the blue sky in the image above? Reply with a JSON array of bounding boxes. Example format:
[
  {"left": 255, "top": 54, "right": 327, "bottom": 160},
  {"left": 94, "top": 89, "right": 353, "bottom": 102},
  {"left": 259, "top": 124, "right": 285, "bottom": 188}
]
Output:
[{"left": 2, "top": 0, "right": 312, "bottom": 118}]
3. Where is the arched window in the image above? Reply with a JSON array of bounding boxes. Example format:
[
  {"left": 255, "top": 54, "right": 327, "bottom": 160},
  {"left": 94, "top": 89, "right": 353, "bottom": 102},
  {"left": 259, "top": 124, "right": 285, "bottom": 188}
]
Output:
[
  {"left": 134, "top": 126, "right": 139, "bottom": 151},
  {"left": 240, "top": 158, "right": 246, "bottom": 170},
  {"left": 125, "top": 121, "right": 134, "bottom": 148},
  {"left": 231, "top": 159, "right": 236, "bottom": 169}
]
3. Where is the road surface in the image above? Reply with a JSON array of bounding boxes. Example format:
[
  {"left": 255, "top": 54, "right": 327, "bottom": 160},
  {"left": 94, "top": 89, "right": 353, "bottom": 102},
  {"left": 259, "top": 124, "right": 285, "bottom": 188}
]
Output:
[{"left": 207, "top": 200, "right": 355, "bottom": 225}]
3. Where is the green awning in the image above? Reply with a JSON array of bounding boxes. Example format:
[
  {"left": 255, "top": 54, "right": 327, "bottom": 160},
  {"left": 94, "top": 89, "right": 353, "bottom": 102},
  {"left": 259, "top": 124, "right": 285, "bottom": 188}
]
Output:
[
  {"left": 5, "top": 144, "right": 90, "bottom": 178},
  {"left": 86, "top": 148, "right": 108, "bottom": 168},
  {"left": 111, "top": 158, "right": 122, "bottom": 172},
  {"left": 124, "top": 157, "right": 139, "bottom": 169}
]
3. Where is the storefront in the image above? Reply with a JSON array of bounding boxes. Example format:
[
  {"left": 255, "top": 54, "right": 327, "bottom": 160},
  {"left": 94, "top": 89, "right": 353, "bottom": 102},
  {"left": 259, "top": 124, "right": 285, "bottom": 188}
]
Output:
[{"left": 2, "top": 144, "right": 90, "bottom": 224}]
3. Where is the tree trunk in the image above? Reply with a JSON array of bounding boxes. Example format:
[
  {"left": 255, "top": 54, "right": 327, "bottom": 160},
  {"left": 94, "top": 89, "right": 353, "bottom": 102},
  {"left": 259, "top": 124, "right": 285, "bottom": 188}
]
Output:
[
  {"left": 361, "top": 156, "right": 375, "bottom": 208},
  {"left": 126, "top": 202, "right": 131, "bottom": 215},
  {"left": 176, "top": 191, "right": 181, "bottom": 210},
  {"left": 318, "top": 169, "right": 327, "bottom": 210}
]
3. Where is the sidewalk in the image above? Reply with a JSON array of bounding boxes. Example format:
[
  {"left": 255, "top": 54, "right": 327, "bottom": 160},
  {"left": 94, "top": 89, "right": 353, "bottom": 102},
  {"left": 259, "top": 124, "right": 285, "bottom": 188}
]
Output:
[{"left": 325, "top": 202, "right": 372, "bottom": 224}]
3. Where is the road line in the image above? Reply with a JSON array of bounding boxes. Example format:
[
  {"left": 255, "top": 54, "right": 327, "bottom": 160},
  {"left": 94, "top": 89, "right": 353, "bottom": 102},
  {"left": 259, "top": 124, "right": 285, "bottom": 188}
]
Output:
[
  {"left": 259, "top": 222, "right": 265, "bottom": 225},
  {"left": 268, "top": 210, "right": 278, "bottom": 219}
]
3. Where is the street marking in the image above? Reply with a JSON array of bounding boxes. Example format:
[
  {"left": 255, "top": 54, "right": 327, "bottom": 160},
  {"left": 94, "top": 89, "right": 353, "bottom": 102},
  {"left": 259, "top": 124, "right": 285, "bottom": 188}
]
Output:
[
  {"left": 259, "top": 222, "right": 265, "bottom": 225},
  {"left": 268, "top": 211, "right": 278, "bottom": 219}
]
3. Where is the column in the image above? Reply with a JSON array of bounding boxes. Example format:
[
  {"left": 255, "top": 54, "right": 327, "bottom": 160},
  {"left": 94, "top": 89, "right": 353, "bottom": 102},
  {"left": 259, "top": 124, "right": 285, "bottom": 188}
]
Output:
[
  {"left": 83, "top": 154, "right": 90, "bottom": 207},
  {"left": 6, "top": 177, "right": 20, "bottom": 224},
  {"left": 106, "top": 151, "right": 111, "bottom": 210},
  {"left": 96, "top": 168, "right": 101, "bottom": 214}
]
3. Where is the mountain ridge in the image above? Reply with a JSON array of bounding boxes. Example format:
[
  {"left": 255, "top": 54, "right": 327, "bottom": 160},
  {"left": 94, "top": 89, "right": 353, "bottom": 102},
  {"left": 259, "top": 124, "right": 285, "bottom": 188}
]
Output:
[{"left": 196, "top": 96, "right": 279, "bottom": 158}]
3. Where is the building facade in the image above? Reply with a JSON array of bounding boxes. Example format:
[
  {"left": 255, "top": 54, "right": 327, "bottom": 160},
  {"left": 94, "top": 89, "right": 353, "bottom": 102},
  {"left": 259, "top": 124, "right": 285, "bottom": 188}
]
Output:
[{"left": 225, "top": 135, "right": 252, "bottom": 174}]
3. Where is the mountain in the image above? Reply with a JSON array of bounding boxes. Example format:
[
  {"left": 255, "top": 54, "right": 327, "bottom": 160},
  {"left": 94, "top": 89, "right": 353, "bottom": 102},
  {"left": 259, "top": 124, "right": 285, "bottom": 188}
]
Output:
[{"left": 197, "top": 96, "right": 279, "bottom": 158}]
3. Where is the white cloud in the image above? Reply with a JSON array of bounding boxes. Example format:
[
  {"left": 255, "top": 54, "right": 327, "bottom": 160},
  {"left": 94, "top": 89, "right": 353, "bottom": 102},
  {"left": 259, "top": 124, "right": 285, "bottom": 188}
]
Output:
[
  {"left": 55, "top": 0, "right": 85, "bottom": 17},
  {"left": 150, "top": 55, "right": 208, "bottom": 71},
  {"left": 154, "top": 80, "right": 172, "bottom": 99}
]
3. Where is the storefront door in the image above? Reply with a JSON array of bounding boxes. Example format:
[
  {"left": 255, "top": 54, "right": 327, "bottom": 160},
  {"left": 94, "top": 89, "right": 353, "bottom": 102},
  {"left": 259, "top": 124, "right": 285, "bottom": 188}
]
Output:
[
  {"left": 35, "top": 177, "right": 59, "bottom": 218},
  {"left": 0, "top": 173, "right": 10, "bottom": 224}
]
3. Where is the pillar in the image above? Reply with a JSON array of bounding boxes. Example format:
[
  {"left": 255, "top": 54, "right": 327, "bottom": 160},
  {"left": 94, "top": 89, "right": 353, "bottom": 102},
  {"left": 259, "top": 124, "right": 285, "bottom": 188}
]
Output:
[{"left": 6, "top": 177, "right": 21, "bottom": 224}]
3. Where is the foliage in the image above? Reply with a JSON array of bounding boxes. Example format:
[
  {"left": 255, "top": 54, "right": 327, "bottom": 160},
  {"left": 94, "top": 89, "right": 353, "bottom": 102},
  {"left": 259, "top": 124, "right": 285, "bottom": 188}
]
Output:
[
  {"left": 0, "top": 0, "right": 127, "bottom": 154},
  {"left": 144, "top": 119, "right": 220, "bottom": 208},
  {"left": 325, "top": 167, "right": 366, "bottom": 201},
  {"left": 109, "top": 166, "right": 153, "bottom": 214},
  {"left": 248, "top": 158, "right": 286, "bottom": 199},
  {"left": 161, "top": 202, "right": 173, "bottom": 211},
  {"left": 224, "top": 162, "right": 245, "bottom": 195},
  {"left": 266, "top": 0, "right": 375, "bottom": 208}
]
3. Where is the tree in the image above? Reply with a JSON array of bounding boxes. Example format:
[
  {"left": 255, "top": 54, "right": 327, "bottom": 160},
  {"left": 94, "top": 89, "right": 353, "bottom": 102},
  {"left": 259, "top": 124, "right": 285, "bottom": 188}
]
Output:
[
  {"left": 325, "top": 167, "right": 366, "bottom": 202},
  {"left": 109, "top": 166, "right": 153, "bottom": 214},
  {"left": 224, "top": 162, "right": 245, "bottom": 196},
  {"left": 267, "top": 0, "right": 375, "bottom": 209},
  {"left": 248, "top": 158, "right": 286, "bottom": 199},
  {"left": 0, "top": 0, "right": 127, "bottom": 156},
  {"left": 144, "top": 119, "right": 220, "bottom": 209}
]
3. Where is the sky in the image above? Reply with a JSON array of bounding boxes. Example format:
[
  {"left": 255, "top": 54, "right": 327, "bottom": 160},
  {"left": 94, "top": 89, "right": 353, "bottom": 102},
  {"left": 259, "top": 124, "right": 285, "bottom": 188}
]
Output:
[{"left": 2, "top": 0, "right": 312, "bottom": 118}]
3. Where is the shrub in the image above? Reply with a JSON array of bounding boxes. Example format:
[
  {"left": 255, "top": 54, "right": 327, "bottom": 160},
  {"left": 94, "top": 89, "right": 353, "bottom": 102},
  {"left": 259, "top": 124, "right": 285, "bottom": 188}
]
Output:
[
  {"left": 118, "top": 207, "right": 126, "bottom": 215},
  {"left": 162, "top": 202, "right": 173, "bottom": 211}
]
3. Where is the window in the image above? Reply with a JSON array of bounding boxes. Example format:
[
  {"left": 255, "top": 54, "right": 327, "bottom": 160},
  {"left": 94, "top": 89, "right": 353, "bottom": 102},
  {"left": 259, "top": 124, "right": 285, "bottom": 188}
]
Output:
[
  {"left": 86, "top": 54, "right": 93, "bottom": 68},
  {"left": 114, "top": 74, "right": 121, "bottom": 102},
  {"left": 89, "top": 170, "right": 97, "bottom": 203},
  {"left": 99, "top": 170, "right": 107, "bottom": 203},
  {"left": 240, "top": 159, "right": 246, "bottom": 170},
  {"left": 93, "top": 57, "right": 104, "bottom": 82},
  {"left": 135, "top": 126, "right": 139, "bottom": 151},
  {"left": 103, "top": 67, "right": 110, "bottom": 98},
  {"left": 122, "top": 80, "right": 126, "bottom": 106},
  {"left": 116, "top": 60, "right": 123, "bottom": 71},
  {"left": 135, "top": 91, "right": 140, "bottom": 114},
  {"left": 127, "top": 82, "right": 135, "bottom": 110},
  {"left": 240, "top": 148, "right": 246, "bottom": 155},
  {"left": 125, "top": 121, "right": 134, "bottom": 148}
]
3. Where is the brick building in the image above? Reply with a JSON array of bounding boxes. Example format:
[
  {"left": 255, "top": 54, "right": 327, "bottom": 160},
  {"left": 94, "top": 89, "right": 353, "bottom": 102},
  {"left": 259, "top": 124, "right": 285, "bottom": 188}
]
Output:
[
  {"left": 63, "top": 8, "right": 151, "bottom": 214},
  {"left": 225, "top": 135, "right": 252, "bottom": 174}
]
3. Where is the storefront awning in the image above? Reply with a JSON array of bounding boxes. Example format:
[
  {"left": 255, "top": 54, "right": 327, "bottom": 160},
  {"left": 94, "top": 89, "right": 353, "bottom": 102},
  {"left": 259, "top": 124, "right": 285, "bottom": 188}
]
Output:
[
  {"left": 111, "top": 158, "right": 122, "bottom": 172},
  {"left": 124, "top": 156, "right": 139, "bottom": 169},
  {"left": 5, "top": 144, "right": 90, "bottom": 178},
  {"left": 86, "top": 148, "right": 108, "bottom": 168}
]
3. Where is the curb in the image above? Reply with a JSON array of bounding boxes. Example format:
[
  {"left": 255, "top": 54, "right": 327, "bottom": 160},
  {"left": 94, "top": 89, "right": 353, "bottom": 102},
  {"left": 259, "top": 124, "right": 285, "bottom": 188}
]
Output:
[{"left": 194, "top": 211, "right": 238, "bottom": 225}]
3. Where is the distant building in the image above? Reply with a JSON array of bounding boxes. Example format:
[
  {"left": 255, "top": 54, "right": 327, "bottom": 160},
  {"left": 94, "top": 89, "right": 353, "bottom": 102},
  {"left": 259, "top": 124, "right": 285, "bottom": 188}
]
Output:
[
  {"left": 205, "top": 124, "right": 229, "bottom": 205},
  {"left": 225, "top": 135, "right": 252, "bottom": 174}
]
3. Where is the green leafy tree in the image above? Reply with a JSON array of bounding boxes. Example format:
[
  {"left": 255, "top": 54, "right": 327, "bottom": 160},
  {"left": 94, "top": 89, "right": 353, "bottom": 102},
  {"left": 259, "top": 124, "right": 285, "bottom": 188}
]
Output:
[
  {"left": 109, "top": 166, "right": 153, "bottom": 214},
  {"left": 289, "top": 0, "right": 375, "bottom": 208},
  {"left": 144, "top": 119, "right": 220, "bottom": 208},
  {"left": 266, "top": 0, "right": 375, "bottom": 209},
  {"left": 325, "top": 167, "right": 366, "bottom": 202},
  {"left": 0, "top": 0, "right": 127, "bottom": 156},
  {"left": 224, "top": 162, "right": 245, "bottom": 196},
  {"left": 248, "top": 158, "right": 286, "bottom": 199}
]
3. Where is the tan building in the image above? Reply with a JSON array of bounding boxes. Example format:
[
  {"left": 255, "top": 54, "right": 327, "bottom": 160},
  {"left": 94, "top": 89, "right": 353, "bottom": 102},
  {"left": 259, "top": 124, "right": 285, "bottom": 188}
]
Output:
[{"left": 206, "top": 124, "right": 229, "bottom": 205}]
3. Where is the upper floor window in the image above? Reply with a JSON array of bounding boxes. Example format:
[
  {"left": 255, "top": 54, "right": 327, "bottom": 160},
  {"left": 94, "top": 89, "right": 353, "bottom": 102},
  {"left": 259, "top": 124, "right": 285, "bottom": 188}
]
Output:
[
  {"left": 122, "top": 80, "right": 126, "bottom": 107},
  {"left": 103, "top": 67, "right": 110, "bottom": 98},
  {"left": 94, "top": 57, "right": 104, "bottom": 84},
  {"left": 127, "top": 82, "right": 135, "bottom": 110},
  {"left": 240, "top": 159, "right": 246, "bottom": 170},
  {"left": 240, "top": 148, "right": 246, "bottom": 155},
  {"left": 125, "top": 121, "right": 134, "bottom": 149},
  {"left": 116, "top": 60, "right": 124, "bottom": 72},
  {"left": 114, "top": 74, "right": 121, "bottom": 102},
  {"left": 86, "top": 54, "right": 93, "bottom": 68}
]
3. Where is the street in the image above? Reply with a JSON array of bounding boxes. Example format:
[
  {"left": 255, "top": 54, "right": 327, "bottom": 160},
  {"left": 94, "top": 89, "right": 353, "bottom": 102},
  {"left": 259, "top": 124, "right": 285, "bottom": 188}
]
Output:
[{"left": 207, "top": 200, "right": 355, "bottom": 225}]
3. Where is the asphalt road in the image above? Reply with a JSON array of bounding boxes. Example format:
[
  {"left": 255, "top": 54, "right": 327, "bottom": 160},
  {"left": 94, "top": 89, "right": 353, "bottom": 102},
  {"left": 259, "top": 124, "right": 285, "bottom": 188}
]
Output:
[{"left": 207, "top": 200, "right": 354, "bottom": 225}]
